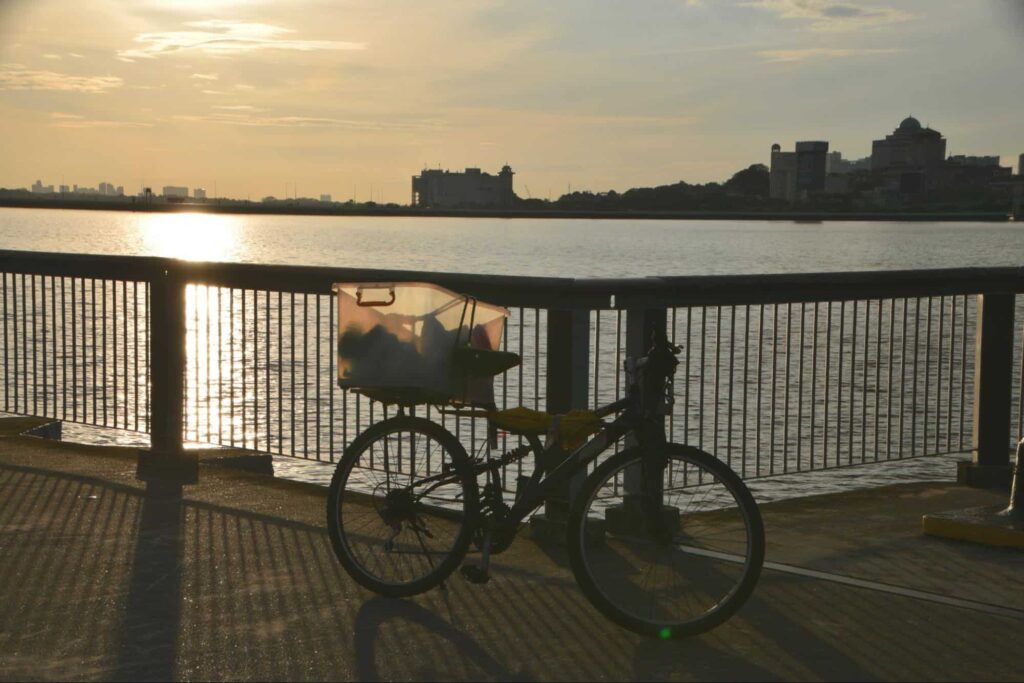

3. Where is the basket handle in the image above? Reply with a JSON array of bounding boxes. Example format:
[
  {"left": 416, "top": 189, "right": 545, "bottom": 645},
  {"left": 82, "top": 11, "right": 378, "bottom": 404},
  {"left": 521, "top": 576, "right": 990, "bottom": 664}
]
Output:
[{"left": 356, "top": 286, "right": 396, "bottom": 307}]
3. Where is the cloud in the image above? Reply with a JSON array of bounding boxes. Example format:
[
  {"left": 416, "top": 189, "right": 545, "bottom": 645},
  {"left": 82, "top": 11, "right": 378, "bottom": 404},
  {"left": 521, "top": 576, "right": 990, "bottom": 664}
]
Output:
[
  {"left": 0, "top": 64, "right": 123, "bottom": 92},
  {"left": 67, "top": 53, "right": 85, "bottom": 59},
  {"left": 42, "top": 53, "right": 61, "bottom": 60},
  {"left": 170, "top": 111, "right": 444, "bottom": 130},
  {"left": 190, "top": 72, "right": 218, "bottom": 80},
  {"left": 757, "top": 47, "right": 902, "bottom": 62},
  {"left": 234, "top": 83, "right": 254, "bottom": 90},
  {"left": 745, "top": 0, "right": 912, "bottom": 31},
  {"left": 49, "top": 113, "right": 152, "bottom": 128},
  {"left": 211, "top": 104, "right": 267, "bottom": 111},
  {"left": 117, "top": 20, "right": 366, "bottom": 61}
]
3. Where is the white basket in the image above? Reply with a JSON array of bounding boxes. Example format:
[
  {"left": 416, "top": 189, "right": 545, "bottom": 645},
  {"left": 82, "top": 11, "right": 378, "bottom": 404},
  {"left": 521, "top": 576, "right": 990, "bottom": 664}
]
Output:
[{"left": 334, "top": 282, "right": 509, "bottom": 406}]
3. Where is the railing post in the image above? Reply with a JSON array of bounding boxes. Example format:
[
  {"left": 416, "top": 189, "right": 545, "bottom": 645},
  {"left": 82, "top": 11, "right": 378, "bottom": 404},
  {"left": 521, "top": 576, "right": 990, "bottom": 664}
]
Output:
[
  {"left": 959, "top": 292, "right": 1015, "bottom": 488},
  {"left": 622, "top": 307, "right": 667, "bottom": 494},
  {"left": 140, "top": 266, "right": 196, "bottom": 484},
  {"left": 530, "top": 308, "right": 589, "bottom": 543}
]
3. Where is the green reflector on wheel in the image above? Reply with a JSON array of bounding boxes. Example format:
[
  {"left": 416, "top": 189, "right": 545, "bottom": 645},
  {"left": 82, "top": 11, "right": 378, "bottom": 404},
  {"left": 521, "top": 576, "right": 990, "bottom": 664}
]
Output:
[{"left": 659, "top": 627, "right": 672, "bottom": 639}]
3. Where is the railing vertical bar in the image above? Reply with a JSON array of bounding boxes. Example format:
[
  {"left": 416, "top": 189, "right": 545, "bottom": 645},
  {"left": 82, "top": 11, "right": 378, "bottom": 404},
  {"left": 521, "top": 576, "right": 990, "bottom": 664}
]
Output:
[
  {"left": 959, "top": 294, "right": 968, "bottom": 451},
  {"left": 303, "top": 292, "right": 310, "bottom": 458},
  {"left": 534, "top": 308, "right": 540, "bottom": 413},
  {"left": 31, "top": 275, "right": 38, "bottom": 417},
  {"left": 947, "top": 295, "right": 956, "bottom": 450},
  {"left": 42, "top": 276, "right": 50, "bottom": 417},
  {"left": 614, "top": 309, "right": 622, "bottom": 454},
  {"left": 317, "top": 293, "right": 323, "bottom": 459},
  {"left": 848, "top": 301, "right": 856, "bottom": 463},
  {"left": 860, "top": 300, "right": 868, "bottom": 462},
  {"left": 216, "top": 288, "right": 223, "bottom": 443},
  {"left": 1019, "top": 296, "right": 1024, "bottom": 443},
  {"left": 770, "top": 304, "right": 778, "bottom": 474},
  {"left": 875, "top": 299, "right": 883, "bottom": 461},
  {"left": 824, "top": 301, "right": 832, "bottom": 467},
  {"left": 727, "top": 306, "right": 735, "bottom": 467},
  {"left": 699, "top": 306, "right": 706, "bottom": 451},
  {"left": 144, "top": 280, "right": 151, "bottom": 433},
  {"left": 912, "top": 297, "right": 921, "bottom": 456},
  {"left": 243, "top": 289, "right": 250, "bottom": 450},
  {"left": 899, "top": 298, "right": 909, "bottom": 459},
  {"left": 291, "top": 292, "right": 297, "bottom": 456},
  {"left": 253, "top": 290, "right": 260, "bottom": 451},
  {"left": 924, "top": 296, "right": 933, "bottom": 454},
  {"left": 122, "top": 281, "right": 128, "bottom": 429},
  {"left": 713, "top": 306, "right": 721, "bottom": 457},
  {"left": 755, "top": 305, "right": 764, "bottom": 474},
  {"left": 17, "top": 273, "right": 24, "bottom": 415},
  {"left": 132, "top": 281, "right": 138, "bottom": 430},
  {"left": 205, "top": 286, "right": 212, "bottom": 443},
  {"left": 61, "top": 278, "right": 68, "bottom": 420},
  {"left": 329, "top": 291, "right": 335, "bottom": 461},
  {"left": 268, "top": 291, "right": 274, "bottom": 455},
  {"left": 1, "top": 273, "right": 7, "bottom": 413},
  {"left": 937, "top": 295, "right": 945, "bottom": 451},
  {"left": 742, "top": 305, "right": 750, "bottom": 477},
  {"left": 109, "top": 280, "right": 115, "bottom": 427},
  {"left": 837, "top": 300, "right": 845, "bottom": 466},
  {"left": 810, "top": 302, "right": 818, "bottom": 469},
  {"left": 796, "top": 304, "right": 804, "bottom": 471},
  {"left": 229, "top": 287, "right": 235, "bottom": 445},
  {"left": 594, "top": 310, "right": 602, "bottom": 410},
  {"left": 684, "top": 307, "right": 691, "bottom": 446},
  {"left": 784, "top": 303, "right": 792, "bottom": 472},
  {"left": 886, "top": 298, "right": 895, "bottom": 459},
  {"left": 90, "top": 278, "right": 97, "bottom": 425},
  {"left": 278, "top": 291, "right": 284, "bottom": 452}
]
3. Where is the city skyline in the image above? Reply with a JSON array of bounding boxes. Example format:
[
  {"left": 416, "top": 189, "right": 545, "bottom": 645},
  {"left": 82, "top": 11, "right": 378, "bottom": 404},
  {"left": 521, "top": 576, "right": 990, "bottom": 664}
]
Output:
[{"left": 1, "top": 0, "right": 1023, "bottom": 203}]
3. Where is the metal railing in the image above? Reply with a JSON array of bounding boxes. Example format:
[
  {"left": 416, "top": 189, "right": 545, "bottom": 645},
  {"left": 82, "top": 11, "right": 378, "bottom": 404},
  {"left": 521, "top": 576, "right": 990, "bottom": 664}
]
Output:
[{"left": 1, "top": 249, "right": 1021, "bottom": 492}]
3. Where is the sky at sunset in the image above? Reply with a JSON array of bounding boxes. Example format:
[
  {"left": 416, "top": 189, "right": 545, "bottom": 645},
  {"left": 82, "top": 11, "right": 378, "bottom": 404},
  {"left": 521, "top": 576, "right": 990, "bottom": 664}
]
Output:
[{"left": 1, "top": 0, "right": 1022, "bottom": 203}]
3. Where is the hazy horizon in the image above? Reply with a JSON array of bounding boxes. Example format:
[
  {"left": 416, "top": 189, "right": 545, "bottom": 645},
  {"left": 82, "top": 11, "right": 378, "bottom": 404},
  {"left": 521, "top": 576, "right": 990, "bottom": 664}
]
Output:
[{"left": 1, "top": 0, "right": 1023, "bottom": 203}]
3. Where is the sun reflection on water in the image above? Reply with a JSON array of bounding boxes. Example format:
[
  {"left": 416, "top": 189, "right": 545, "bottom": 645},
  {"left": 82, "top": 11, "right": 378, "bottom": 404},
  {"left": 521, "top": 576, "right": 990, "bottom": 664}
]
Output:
[{"left": 140, "top": 212, "right": 241, "bottom": 262}]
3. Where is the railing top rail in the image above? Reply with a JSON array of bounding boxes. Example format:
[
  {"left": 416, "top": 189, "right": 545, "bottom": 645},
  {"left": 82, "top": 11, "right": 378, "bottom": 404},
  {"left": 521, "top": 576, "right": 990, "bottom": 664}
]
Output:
[{"left": 1, "top": 248, "right": 1022, "bottom": 309}]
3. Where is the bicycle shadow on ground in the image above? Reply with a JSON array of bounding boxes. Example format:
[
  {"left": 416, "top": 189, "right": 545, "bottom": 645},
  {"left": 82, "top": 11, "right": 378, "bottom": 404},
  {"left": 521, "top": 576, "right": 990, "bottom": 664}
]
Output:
[{"left": 353, "top": 596, "right": 534, "bottom": 682}]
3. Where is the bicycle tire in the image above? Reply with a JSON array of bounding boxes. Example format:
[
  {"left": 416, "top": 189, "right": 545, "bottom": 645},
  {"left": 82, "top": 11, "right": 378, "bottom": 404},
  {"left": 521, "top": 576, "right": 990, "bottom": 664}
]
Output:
[
  {"left": 567, "top": 444, "right": 764, "bottom": 638},
  {"left": 327, "top": 415, "right": 479, "bottom": 597}
]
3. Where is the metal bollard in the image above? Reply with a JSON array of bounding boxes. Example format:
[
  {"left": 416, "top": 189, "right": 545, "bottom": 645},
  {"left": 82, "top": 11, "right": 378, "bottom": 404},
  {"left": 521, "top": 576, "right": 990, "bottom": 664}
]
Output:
[{"left": 1002, "top": 438, "right": 1024, "bottom": 519}]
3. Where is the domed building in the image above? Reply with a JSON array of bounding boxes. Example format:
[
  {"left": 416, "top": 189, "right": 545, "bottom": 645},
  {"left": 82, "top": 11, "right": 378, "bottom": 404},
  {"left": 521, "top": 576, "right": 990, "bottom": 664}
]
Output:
[{"left": 870, "top": 116, "right": 947, "bottom": 193}]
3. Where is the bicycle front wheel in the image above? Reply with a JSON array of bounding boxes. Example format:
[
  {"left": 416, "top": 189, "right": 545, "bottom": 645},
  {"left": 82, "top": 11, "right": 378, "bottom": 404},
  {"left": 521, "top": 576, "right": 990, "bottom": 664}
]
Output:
[
  {"left": 567, "top": 444, "right": 764, "bottom": 638},
  {"left": 327, "top": 415, "right": 479, "bottom": 597}
]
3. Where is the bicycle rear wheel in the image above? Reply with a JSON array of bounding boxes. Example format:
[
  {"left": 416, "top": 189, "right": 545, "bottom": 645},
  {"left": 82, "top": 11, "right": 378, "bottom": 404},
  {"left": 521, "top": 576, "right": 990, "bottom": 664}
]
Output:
[
  {"left": 327, "top": 415, "right": 479, "bottom": 597},
  {"left": 567, "top": 444, "right": 764, "bottom": 638}
]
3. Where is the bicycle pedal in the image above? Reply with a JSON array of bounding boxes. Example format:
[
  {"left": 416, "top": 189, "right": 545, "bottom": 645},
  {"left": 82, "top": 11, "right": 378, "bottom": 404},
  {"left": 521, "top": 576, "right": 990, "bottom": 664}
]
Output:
[{"left": 460, "top": 564, "right": 490, "bottom": 585}]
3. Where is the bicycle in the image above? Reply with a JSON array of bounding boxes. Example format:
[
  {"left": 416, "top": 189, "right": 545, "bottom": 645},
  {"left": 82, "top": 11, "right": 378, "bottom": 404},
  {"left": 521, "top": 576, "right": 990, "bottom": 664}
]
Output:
[{"left": 327, "top": 283, "right": 764, "bottom": 638}]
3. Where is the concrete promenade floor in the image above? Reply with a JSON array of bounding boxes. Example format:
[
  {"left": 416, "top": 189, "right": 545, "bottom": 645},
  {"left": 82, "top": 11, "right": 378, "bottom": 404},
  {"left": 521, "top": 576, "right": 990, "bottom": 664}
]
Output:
[{"left": 0, "top": 417, "right": 1021, "bottom": 682}]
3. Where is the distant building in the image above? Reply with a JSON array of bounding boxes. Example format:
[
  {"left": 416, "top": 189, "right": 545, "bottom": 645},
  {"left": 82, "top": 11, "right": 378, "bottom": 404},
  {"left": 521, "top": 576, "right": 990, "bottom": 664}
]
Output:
[
  {"left": 827, "top": 152, "right": 871, "bottom": 174},
  {"left": 162, "top": 186, "right": 188, "bottom": 199},
  {"left": 871, "top": 116, "right": 946, "bottom": 194},
  {"left": 320, "top": 194, "right": 332, "bottom": 203},
  {"left": 796, "top": 141, "right": 829, "bottom": 194},
  {"left": 193, "top": 188, "right": 207, "bottom": 200},
  {"left": 947, "top": 155, "right": 1001, "bottom": 167},
  {"left": 59, "top": 185, "right": 69, "bottom": 194},
  {"left": 1019, "top": 153, "right": 1024, "bottom": 176},
  {"left": 96, "top": 182, "right": 123, "bottom": 196},
  {"left": 411, "top": 165, "right": 515, "bottom": 208},
  {"left": 770, "top": 142, "right": 827, "bottom": 201},
  {"left": 770, "top": 144, "right": 796, "bottom": 201},
  {"left": 31, "top": 180, "right": 54, "bottom": 194}
]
